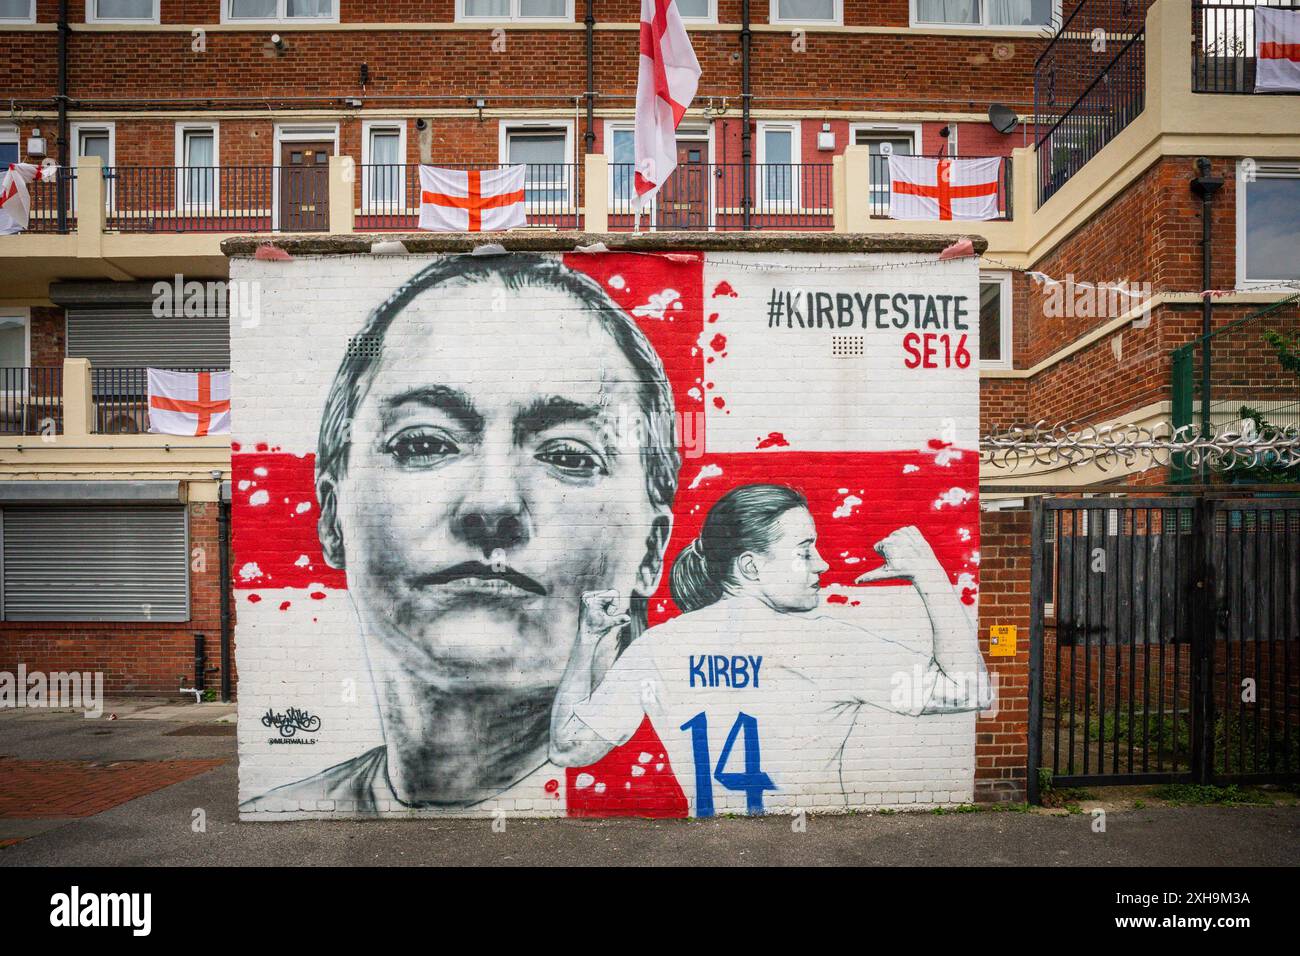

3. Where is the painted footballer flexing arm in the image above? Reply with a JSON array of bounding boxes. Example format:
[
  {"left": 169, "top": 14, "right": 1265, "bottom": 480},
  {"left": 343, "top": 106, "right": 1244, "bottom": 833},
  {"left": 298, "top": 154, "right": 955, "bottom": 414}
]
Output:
[{"left": 851, "top": 525, "right": 994, "bottom": 715}]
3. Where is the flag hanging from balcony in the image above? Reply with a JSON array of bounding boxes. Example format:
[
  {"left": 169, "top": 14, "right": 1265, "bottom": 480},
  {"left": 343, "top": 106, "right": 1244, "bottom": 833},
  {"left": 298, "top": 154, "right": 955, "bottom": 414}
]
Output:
[
  {"left": 1255, "top": 7, "right": 1300, "bottom": 93},
  {"left": 147, "top": 368, "right": 232, "bottom": 437},
  {"left": 0, "top": 162, "right": 58, "bottom": 235},
  {"left": 634, "top": 0, "right": 701, "bottom": 210},
  {"left": 888, "top": 155, "right": 1002, "bottom": 222},
  {"left": 418, "top": 164, "right": 526, "bottom": 232}
]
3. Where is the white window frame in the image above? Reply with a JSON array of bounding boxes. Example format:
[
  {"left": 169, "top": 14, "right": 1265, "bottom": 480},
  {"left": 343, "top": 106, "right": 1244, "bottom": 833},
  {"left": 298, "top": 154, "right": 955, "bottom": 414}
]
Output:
[
  {"left": 675, "top": 0, "right": 717, "bottom": 22},
  {"left": 769, "top": 0, "right": 841, "bottom": 25},
  {"left": 361, "top": 120, "right": 408, "bottom": 213},
  {"left": 0, "top": 1, "right": 35, "bottom": 23},
  {"left": 499, "top": 119, "right": 576, "bottom": 212},
  {"left": 850, "top": 122, "right": 921, "bottom": 212},
  {"left": 271, "top": 123, "right": 338, "bottom": 231},
  {"left": 221, "top": 0, "right": 339, "bottom": 24},
  {"left": 910, "top": 0, "right": 1061, "bottom": 32},
  {"left": 0, "top": 124, "right": 18, "bottom": 160},
  {"left": 1235, "top": 160, "right": 1300, "bottom": 289},
  {"left": 978, "top": 271, "right": 1013, "bottom": 370},
  {"left": 603, "top": 120, "right": 715, "bottom": 226},
  {"left": 174, "top": 123, "right": 220, "bottom": 213},
  {"left": 755, "top": 121, "right": 801, "bottom": 212},
  {"left": 0, "top": 308, "right": 32, "bottom": 371},
  {"left": 85, "top": 0, "right": 159, "bottom": 23},
  {"left": 456, "top": 0, "right": 574, "bottom": 23},
  {"left": 70, "top": 121, "right": 115, "bottom": 215}
]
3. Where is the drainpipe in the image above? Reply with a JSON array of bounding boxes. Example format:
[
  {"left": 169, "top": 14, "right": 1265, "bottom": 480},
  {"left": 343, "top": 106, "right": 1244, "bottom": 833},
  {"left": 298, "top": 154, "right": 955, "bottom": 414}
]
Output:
[
  {"left": 584, "top": 0, "right": 595, "bottom": 153},
  {"left": 1190, "top": 157, "right": 1223, "bottom": 482},
  {"left": 741, "top": 0, "right": 752, "bottom": 229},
  {"left": 56, "top": 0, "right": 69, "bottom": 233}
]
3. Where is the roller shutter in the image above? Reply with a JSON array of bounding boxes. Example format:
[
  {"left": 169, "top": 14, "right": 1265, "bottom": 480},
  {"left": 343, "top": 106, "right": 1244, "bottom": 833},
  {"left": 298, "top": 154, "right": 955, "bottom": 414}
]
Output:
[
  {"left": 1, "top": 506, "right": 190, "bottom": 622},
  {"left": 65, "top": 307, "right": 230, "bottom": 368}
]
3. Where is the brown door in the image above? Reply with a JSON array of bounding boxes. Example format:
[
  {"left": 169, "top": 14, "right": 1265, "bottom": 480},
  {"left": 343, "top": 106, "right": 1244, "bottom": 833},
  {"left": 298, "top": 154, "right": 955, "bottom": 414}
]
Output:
[
  {"left": 658, "top": 141, "right": 708, "bottom": 230},
  {"left": 279, "top": 141, "right": 332, "bottom": 231}
]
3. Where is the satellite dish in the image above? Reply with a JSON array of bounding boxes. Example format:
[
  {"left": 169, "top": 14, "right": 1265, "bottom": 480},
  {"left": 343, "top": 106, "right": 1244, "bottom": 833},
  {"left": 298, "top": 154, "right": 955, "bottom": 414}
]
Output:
[{"left": 988, "top": 104, "right": 1019, "bottom": 135}]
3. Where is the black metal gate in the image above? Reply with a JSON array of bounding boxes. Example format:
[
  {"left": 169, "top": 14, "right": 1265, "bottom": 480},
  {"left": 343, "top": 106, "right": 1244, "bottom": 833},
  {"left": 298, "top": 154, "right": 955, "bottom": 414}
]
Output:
[{"left": 1028, "top": 496, "right": 1300, "bottom": 800}]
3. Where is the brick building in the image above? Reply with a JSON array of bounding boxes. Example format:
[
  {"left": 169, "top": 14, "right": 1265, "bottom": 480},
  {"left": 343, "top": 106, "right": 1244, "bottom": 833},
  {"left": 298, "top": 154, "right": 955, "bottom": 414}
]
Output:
[{"left": 0, "top": 0, "right": 1296, "bottom": 806}]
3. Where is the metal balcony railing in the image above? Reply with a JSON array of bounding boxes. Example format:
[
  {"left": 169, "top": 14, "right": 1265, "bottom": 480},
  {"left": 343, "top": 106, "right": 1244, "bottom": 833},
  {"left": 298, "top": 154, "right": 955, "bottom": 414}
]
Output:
[
  {"left": 607, "top": 163, "right": 834, "bottom": 231},
  {"left": 1193, "top": 1, "right": 1300, "bottom": 93},
  {"left": 355, "top": 163, "right": 582, "bottom": 230},
  {"left": 91, "top": 367, "right": 227, "bottom": 435},
  {"left": 22, "top": 168, "right": 76, "bottom": 235},
  {"left": 0, "top": 367, "right": 63, "bottom": 435},
  {"left": 102, "top": 166, "right": 303, "bottom": 233},
  {"left": 868, "top": 154, "right": 1014, "bottom": 220}
]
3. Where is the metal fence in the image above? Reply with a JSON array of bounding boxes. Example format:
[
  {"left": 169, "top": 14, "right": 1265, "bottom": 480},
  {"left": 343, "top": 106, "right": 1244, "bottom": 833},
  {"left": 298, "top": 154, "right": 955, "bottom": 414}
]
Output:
[
  {"left": 607, "top": 163, "right": 834, "bottom": 231},
  {"left": 0, "top": 367, "right": 63, "bottom": 435},
  {"left": 103, "top": 167, "right": 282, "bottom": 233},
  {"left": 1193, "top": 1, "right": 1300, "bottom": 93},
  {"left": 1036, "top": 25, "right": 1146, "bottom": 206},
  {"left": 91, "top": 367, "right": 226, "bottom": 434},
  {"left": 23, "top": 168, "right": 76, "bottom": 235},
  {"left": 868, "top": 154, "right": 1014, "bottom": 219},
  {"left": 355, "top": 163, "right": 581, "bottom": 230}
]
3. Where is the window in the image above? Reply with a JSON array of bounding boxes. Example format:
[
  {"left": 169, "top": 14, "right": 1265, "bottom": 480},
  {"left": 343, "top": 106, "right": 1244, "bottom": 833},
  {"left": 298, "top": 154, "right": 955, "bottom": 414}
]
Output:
[
  {"left": 676, "top": 0, "right": 714, "bottom": 20},
  {"left": 70, "top": 122, "right": 114, "bottom": 213},
  {"left": 224, "top": 0, "right": 336, "bottom": 22},
  {"left": 1237, "top": 161, "right": 1300, "bottom": 286},
  {"left": 0, "top": 126, "right": 17, "bottom": 168},
  {"left": 852, "top": 124, "right": 919, "bottom": 212},
  {"left": 979, "top": 273, "right": 1012, "bottom": 368},
  {"left": 86, "top": 0, "right": 158, "bottom": 22},
  {"left": 0, "top": 506, "right": 190, "bottom": 622},
  {"left": 770, "top": 0, "right": 840, "bottom": 24},
  {"left": 362, "top": 122, "right": 406, "bottom": 211},
  {"left": 0, "top": 309, "right": 30, "bottom": 368},
  {"left": 502, "top": 122, "right": 572, "bottom": 207},
  {"left": 176, "top": 124, "right": 218, "bottom": 210},
  {"left": 0, "top": 1, "right": 35, "bottom": 22},
  {"left": 912, "top": 0, "right": 1057, "bottom": 29},
  {"left": 607, "top": 125, "right": 637, "bottom": 207},
  {"left": 458, "top": 0, "right": 571, "bottom": 20},
  {"left": 757, "top": 122, "right": 799, "bottom": 209}
]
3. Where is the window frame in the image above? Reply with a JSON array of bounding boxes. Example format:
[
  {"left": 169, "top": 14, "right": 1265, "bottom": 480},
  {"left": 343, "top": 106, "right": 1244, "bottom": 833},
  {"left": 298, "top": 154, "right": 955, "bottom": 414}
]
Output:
[
  {"left": 1235, "top": 160, "right": 1300, "bottom": 289},
  {"left": 499, "top": 119, "right": 576, "bottom": 211},
  {"left": 0, "top": 307, "right": 32, "bottom": 371},
  {"left": 69, "top": 121, "right": 116, "bottom": 215},
  {"left": 755, "top": 120, "right": 801, "bottom": 212},
  {"left": 769, "top": 0, "right": 842, "bottom": 26},
  {"left": 361, "top": 120, "right": 408, "bottom": 213},
  {"left": 675, "top": 0, "right": 717, "bottom": 22},
  {"left": 0, "top": 124, "right": 18, "bottom": 165},
  {"left": 456, "top": 0, "right": 574, "bottom": 23},
  {"left": 174, "top": 122, "right": 220, "bottom": 213},
  {"left": 850, "top": 122, "right": 922, "bottom": 211},
  {"left": 0, "top": 0, "right": 35, "bottom": 23},
  {"left": 978, "top": 271, "right": 1013, "bottom": 370},
  {"left": 910, "top": 0, "right": 1061, "bottom": 32},
  {"left": 221, "top": 0, "right": 340, "bottom": 25},
  {"left": 85, "top": 0, "right": 160, "bottom": 24}
]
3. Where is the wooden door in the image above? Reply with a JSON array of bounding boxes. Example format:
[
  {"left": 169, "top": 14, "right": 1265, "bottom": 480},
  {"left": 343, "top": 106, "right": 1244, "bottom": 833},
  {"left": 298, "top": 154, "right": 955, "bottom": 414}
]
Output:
[
  {"left": 279, "top": 140, "right": 332, "bottom": 231},
  {"left": 658, "top": 141, "right": 708, "bottom": 230}
]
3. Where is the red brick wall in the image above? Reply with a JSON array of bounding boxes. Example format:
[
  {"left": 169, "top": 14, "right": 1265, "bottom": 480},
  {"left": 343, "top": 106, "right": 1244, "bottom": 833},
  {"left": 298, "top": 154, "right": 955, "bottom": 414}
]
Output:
[
  {"left": 0, "top": 502, "right": 238, "bottom": 698},
  {"left": 29, "top": 307, "right": 64, "bottom": 368},
  {"left": 976, "top": 506, "right": 1030, "bottom": 803}
]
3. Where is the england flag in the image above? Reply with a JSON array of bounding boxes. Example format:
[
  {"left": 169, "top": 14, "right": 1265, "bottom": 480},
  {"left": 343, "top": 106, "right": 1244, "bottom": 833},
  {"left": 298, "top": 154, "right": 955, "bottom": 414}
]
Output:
[
  {"left": 418, "top": 165, "right": 527, "bottom": 232},
  {"left": 888, "top": 155, "right": 1002, "bottom": 222},
  {"left": 148, "top": 368, "right": 232, "bottom": 437},
  {"left": 633, "top": 0, "right": 701, "bottom": 210},
  {"left": 0, "top": 162, "right": 58, "bottom": 235},
  {"left": 1255, "top": 7, "right": 1300, "bottom": 93}
]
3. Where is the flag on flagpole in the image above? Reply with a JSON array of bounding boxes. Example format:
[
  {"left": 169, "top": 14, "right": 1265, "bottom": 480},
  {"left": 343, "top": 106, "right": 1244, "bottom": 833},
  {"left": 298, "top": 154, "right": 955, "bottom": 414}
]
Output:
[
  {"left": 888, "top": 155, "right": 1002, "bottom": 222},
  {"left": 634, "top": 0, "right": 701, "bottom": 210},
  {"left": 0, "top": 162, "right": 59, "bottom": 235},
  {"left": 147, "top": 368, "right": 232, "bottom": 437},
  {"left": 1255, "top": 7, "right": 1300, "bottom": 92},
  {"left": 418, "top": 165, "right": 527, "bottom": 232}
]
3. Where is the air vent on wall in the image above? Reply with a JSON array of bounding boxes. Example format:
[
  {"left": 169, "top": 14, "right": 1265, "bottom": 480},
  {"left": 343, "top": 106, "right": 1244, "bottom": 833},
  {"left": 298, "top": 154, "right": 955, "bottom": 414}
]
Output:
[
  {"left": 346, "top": 335, "right": 382, "bottom": 358},
  {"left": 831, "top": 335, "right": 864, "bottom": 357}
]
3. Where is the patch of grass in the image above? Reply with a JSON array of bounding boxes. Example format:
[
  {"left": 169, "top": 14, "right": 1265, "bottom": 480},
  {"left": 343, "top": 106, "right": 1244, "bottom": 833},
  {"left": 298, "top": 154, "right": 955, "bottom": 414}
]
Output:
[
  {"left": 1040, "top": 786, "right": 1097, "bottom": 809},
  {"left": 877, "top": 808, "right": 896, "bottom": 816},
  {"left": 1151, "top": 784, "right": 1271, "bottom": 806},
  {"left": 1133, "top": 799, "right": 1146, "bottom": 809}
]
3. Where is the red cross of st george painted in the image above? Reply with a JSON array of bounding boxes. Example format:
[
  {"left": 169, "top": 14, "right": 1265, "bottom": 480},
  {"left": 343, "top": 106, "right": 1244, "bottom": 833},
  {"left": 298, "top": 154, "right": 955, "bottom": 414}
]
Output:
[
  {"left": 149, "top": 371, "right": 229, "bottom": 436},
  {"left": 892, "top": 159, "right": 999, "bottom": 221}
]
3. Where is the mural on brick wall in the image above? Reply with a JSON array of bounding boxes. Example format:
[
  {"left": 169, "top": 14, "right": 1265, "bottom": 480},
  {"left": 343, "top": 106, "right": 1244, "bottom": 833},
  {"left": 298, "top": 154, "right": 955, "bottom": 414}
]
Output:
[{"left": 232, "top": 249, "right": 991, "bottom": 819}]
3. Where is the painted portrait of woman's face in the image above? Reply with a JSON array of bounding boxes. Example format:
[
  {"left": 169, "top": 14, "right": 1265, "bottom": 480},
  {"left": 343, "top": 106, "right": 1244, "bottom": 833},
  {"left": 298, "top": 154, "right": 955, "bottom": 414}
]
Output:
[{"left": 745, "top": 506, "right": 829, "bottom": 613}]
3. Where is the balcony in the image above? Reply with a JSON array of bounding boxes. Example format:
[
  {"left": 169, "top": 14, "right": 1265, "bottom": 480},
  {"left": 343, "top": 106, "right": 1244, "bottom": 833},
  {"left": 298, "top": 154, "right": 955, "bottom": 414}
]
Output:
[
  {"left": 1194, "top": 1, "right": 1300, "bottom": 94},
  {"left": 0, "top": 367, "right": 63, "bottom": 436}
]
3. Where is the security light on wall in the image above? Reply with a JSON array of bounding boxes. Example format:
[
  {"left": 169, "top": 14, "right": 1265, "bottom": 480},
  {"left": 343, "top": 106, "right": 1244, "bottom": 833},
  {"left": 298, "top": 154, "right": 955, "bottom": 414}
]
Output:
[
  {"left": 817, "top": 122, "right": 835, "bottom": 151},
  {"left": 26, "top": 129, "right": 46, "bottom": 158}
]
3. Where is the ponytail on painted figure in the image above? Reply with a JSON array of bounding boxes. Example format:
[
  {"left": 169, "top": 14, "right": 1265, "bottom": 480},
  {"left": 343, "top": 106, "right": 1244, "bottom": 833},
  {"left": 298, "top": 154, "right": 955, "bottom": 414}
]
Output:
[{"left": 669, "top": 484, "right": 808, "bottom": 613}]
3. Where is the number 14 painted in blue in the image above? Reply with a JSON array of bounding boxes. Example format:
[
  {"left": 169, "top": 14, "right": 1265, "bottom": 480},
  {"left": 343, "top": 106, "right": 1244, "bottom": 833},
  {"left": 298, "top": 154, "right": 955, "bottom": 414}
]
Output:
[{"left": 680, "top": 711, "right": 777, "bottom": 817}]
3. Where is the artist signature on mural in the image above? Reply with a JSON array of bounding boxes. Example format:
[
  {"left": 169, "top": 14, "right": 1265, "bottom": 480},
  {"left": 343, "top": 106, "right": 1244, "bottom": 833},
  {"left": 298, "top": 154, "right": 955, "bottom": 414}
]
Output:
[{"left": 262, "top": 706, "right": 322, "bottom": 742}]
